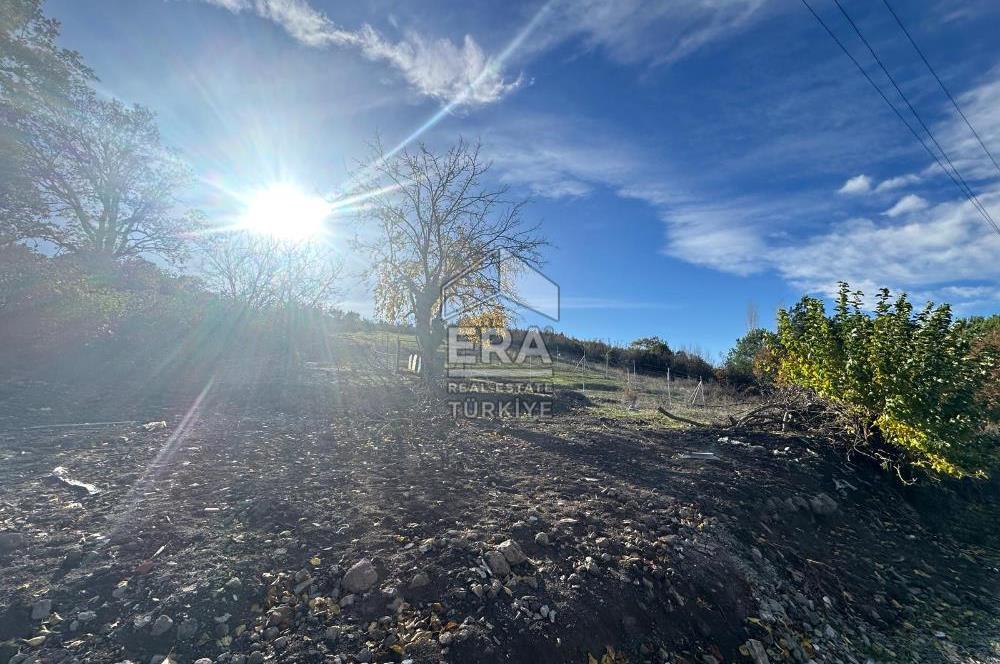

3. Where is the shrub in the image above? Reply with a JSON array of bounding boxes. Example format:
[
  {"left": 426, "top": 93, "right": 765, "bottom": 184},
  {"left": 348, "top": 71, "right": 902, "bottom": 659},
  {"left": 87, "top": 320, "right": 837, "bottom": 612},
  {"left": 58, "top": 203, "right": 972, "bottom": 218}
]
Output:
[
  {"left": 723, "top": 328, "right": 777, "bottom": 387},
  {"left": 773, "top": 283, "right": 997, "bottom": 479}
]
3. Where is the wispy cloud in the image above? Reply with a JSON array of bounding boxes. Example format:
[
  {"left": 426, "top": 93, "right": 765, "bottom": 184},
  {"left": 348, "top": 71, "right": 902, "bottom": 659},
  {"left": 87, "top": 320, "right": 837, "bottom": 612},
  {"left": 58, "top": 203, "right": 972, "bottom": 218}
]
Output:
[
  {"left": 837, "top": 174, "right": 872, "bottom": 195},
  {"left": 883, "top": 193, "right": 929, "bottom": 217},
  {"left": 535, "top": 0, "right": 773, "bottom": 67},
  {"left": 874, "top": 173, "right": 921, "bottom": 192},
  {"left": 200, "top": 0, "right": 522, "bottom": 106}
]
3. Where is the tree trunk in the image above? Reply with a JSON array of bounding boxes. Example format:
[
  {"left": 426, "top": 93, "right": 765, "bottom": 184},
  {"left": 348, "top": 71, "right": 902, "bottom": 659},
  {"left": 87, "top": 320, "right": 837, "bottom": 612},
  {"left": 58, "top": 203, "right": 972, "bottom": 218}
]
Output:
[{"left": 414, "top": 292, "right": 445, "bottom": 382}]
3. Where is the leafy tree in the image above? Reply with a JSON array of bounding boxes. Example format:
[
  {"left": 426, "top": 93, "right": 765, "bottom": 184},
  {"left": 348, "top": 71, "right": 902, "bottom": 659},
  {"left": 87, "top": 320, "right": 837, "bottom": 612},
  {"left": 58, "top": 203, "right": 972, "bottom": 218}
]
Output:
[
  {"left": 1, "top": 0, "right": 93, "bottom": 246},
  {"left": 724, "top": 328, "right": 776, "bottom": 386},
  {"left": 773, "top": 283, "right": 996, "bottom": 479},
  {"left": 359, "top": 138, "right": 546, "bottom": 379}
]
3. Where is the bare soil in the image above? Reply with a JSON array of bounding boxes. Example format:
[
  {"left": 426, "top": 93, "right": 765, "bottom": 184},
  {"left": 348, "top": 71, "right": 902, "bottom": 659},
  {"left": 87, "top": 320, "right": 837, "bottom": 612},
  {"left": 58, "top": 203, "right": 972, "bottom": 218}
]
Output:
[{"left": 1, "top": 361, "right": 998, "bottom": 664}]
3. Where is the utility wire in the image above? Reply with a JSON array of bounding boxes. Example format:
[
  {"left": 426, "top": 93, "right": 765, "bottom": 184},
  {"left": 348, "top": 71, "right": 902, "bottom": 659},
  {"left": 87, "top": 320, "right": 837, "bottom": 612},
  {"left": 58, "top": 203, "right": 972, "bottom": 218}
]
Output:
[
  {"left": 799, "top": 0, "right": 1000, "bottom": 235},
  {"left": 831, "top": 0, "right": 998, "bottom": 234},
  {"left": 880, "top": 0, "right": 1000, "bottom": 178}
]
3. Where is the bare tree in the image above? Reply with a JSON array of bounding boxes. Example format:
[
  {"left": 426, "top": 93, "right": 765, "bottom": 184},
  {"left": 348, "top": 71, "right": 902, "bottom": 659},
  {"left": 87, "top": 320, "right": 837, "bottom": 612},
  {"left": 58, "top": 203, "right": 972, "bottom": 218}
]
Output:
[
  {"left": 15, "top": 93, "right": 197, "bottom": 263},
  {"left": 746, "top": 301, "right": 759, "bottom": 332},
  {"left": 197, "top": 231, "right": 344, "bottom": 311},
  {"left": 358, "top": 138, "right": 546, "bottom": 379}
]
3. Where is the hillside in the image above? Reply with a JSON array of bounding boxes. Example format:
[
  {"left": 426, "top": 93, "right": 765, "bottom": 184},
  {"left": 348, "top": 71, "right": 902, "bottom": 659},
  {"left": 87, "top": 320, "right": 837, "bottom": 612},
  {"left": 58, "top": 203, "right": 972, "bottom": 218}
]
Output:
[{"left": 1, "top": 356, "right": 997, "bottom": 664}]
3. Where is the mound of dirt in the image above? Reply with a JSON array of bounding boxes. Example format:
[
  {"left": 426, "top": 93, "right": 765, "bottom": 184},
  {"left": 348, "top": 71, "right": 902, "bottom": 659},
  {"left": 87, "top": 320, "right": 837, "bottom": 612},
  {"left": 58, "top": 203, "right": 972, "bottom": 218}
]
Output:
[{"left": 0, "top": 366, "right": 997, "bottom": 664}]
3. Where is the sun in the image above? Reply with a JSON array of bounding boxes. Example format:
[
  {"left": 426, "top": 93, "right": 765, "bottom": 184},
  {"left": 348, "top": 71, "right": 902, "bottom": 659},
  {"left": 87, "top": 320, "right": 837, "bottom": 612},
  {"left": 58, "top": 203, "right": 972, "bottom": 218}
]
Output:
[{"left": 240, "top": 184, "right": 331, "bottom": 240}]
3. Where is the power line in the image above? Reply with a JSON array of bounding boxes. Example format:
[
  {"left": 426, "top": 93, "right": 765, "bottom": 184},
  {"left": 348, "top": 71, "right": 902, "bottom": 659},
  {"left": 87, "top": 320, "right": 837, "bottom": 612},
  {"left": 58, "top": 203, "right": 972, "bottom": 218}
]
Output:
[
  {"left": 798, "top": 0, "right": 1000, "bottom": 235},
  {"left": 830, "top": 0, "right": 999, "bottom": 234},
  {"left": 880, "top": 0, "right": 1000, "bottom": 178}
]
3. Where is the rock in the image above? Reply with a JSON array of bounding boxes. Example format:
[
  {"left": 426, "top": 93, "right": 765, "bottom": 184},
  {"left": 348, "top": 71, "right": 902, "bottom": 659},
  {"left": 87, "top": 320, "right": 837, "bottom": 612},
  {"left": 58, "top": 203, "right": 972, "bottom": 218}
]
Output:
[
  {"left": 484, "top": 550, "right": 511, "bottom": 576},
  {"left": 809, "top": 493, "right": 839, "bottom": 516},
  {"left": 150, "top": 614, "right": 174, "bottom": 636},
  {"left": 177, "top": 618, "right": 198, "bottom": 640},
  {"left": 410, "top": 572, "right": 430, "bottom": 589},
  {"left": 746, "top": 638, "right": 770, "bottom": 664},
  {"left": 534, "top": 532, "right": 549, "bottom": 546},
  {"left": 77, "top": 610, "right": 97, "bottom": 624},
  {"left": 248, "top": 652, "right": 264, "bottom": 664},
  {"left": 273, "top": 636, "right": 290, "bottom": 650},
  {"left": 224, "top": 577, "right": 242, "bottom": 591},
  {"left": 355, "top": 647, "right": 373, "bottom": 663},
  {"left": 343, "top": 559, "right": 378, "bottom": 594},
  {"left": 498, "top": 539, "right": 527, "bottom": 565},
  {"left": 267, "top": 606, "right": 293, "bottom": 626},
  {"left": 0, "top": 531, "right": 25, "bottom": 553},
  {"left": 194, "top": 659, "right": 213, "bottom": 664},
  {"left": 50, "top": 466, "right": 100, "bottom": 495},
  {"left": 30, "top": 599, "right": 52, "bottom": 620}
]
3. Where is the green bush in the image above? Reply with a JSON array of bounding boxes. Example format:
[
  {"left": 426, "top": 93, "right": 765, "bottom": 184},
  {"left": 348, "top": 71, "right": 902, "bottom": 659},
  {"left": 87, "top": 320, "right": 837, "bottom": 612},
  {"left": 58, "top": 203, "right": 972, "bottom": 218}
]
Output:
[
  {"left": 723, "top": 328, "right": 777, "bottom": 387},
  {"left": 773, "top": 283, "right": 997, "bottom": 479}
]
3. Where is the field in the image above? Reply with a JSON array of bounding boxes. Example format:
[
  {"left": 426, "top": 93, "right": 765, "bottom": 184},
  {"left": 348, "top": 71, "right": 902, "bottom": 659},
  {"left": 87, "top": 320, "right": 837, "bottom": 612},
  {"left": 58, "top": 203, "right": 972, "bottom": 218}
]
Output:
[{"left": 1, "top": 332, "right": 998, "bottom": 664}]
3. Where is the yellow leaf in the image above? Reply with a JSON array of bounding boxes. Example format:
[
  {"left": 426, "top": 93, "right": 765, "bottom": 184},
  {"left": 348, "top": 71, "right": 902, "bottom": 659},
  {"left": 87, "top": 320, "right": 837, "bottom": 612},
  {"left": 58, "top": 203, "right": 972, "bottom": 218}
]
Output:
[{"left": 309, "top": 557, "right": 321, "bottom": 566}]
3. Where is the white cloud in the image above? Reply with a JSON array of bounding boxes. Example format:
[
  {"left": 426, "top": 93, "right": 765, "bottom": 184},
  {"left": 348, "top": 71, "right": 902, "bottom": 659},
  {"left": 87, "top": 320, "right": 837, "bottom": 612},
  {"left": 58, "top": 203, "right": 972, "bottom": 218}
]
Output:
[
  {"left": 484, "top": 114, "right": 641, "bottom": 198},
  {"left": 936, "top": 69, "right": 1000, "bottom": 180},
  {"left": 837, "top": 174, "right": 872, "bottom": 195},
  {"left": 776, "top": 191, "right": 1000, "bottom": 305},
  {"left": 883, "top": 194, "right": 929, "bottom": 218},
  {"left": 536, "top": 0, "right": 772, "bottom": 67},
  {"left": 874, "top": 173, "right": 921, "bottom": 193},
  {"left": 200, "top": 0, "right": 521, "bottom": 106}
]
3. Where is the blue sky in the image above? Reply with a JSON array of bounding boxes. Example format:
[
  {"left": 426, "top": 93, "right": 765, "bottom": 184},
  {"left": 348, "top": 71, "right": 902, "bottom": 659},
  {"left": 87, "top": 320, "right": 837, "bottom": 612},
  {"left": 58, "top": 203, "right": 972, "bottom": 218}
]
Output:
[{"left": 47, "top": 0, "right": 1000, "bottom": 360}]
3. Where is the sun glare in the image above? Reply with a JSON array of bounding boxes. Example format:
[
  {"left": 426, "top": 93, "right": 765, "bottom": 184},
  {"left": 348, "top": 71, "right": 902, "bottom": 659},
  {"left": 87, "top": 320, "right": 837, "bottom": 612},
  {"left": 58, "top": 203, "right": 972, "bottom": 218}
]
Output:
[{"left": 240, "top": 184, "right": 330, "bottom": 240}]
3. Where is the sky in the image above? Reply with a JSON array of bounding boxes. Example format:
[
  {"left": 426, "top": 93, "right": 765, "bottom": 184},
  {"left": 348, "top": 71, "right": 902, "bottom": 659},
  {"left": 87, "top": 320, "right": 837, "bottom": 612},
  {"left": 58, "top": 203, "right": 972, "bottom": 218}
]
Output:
[{"left": 46, "top": 0, "right": 1000, "bottom": 360}]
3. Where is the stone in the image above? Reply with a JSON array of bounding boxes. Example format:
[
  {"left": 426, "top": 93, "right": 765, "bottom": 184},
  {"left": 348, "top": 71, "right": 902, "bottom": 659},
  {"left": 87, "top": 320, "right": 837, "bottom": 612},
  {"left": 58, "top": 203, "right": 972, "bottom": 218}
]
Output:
[
  {"left": 248, "top": 652, "right": 264, "bottom": 664},
  {"left": 224, "top": 577, "right": 242, "bottom": 591},
  {"left": 150, "top": 614, "right": 174, "bottom": 636},
  {"left": 77, "top": 610, "right": 97, "bottom": 624},
  {"left": 355, "top": 647, "right": 373, "bottom": 663},
  {"left": 534, "top": 532, "right": 549, "bottom": 546},
  {"left": 484, "top": 550, "right": 511, "bottom": 576},
  {"left": 194, "top": 659, "right": 213, "bottom": 664},
  {"left": 31, "top": 599, "right": 52, "bottom": 620},
  {"left": 809, "top": 493, "right": 839, "bottom": 516},
  {"left": 498, "top": 539, "right": 527, "bottom": 565},
  {"left": 267, "top": 606, "right": 293, "bottom": 626},
  {"left": 746, "top": 638, "right": 770, "bottom": 664},
  {"left": 343, "top": 559, "right": 378, "bottom": 594},
  {"left": 177, "top": 618, "right": 199, "bottom": 640},
  {"left": 410, "top": 572, "right": 430, "bottom": 589}
]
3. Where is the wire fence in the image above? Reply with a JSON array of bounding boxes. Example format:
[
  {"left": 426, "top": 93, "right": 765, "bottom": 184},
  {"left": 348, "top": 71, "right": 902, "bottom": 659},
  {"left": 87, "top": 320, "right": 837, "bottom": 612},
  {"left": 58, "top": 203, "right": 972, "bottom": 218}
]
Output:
[{"left": 343, "top": 333, "right": 753, "bottom": 423}]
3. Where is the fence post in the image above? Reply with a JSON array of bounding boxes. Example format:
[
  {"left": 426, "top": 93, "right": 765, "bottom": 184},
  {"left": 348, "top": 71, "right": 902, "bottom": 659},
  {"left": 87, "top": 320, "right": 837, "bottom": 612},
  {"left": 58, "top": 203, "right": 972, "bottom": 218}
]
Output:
[{"left": 667, "top": 367, "right": 672, "bottom": 407}]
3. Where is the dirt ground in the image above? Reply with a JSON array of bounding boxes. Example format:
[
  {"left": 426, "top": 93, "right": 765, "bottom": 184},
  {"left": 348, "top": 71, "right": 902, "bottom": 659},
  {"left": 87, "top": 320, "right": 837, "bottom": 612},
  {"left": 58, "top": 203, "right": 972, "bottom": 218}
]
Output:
[{"left": 1, "top": 360, "right": 998, "bottom": 664}]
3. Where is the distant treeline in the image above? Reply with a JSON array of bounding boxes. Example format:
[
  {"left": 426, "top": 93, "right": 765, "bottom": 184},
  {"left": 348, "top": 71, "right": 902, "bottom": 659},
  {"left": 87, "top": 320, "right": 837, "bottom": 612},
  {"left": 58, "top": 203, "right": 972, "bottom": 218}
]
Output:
[{"left": 508, "top": 329, "right": 716, "bottom": 380}]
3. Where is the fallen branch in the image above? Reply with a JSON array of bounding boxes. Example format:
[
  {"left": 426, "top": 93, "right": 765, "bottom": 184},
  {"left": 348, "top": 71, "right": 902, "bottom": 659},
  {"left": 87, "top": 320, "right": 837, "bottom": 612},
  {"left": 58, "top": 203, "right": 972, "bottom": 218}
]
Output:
[{"left": 656, "top": 407, "right": 708, "bottom": 427}]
